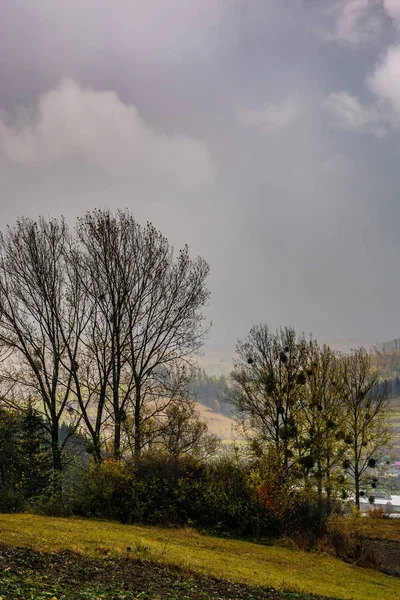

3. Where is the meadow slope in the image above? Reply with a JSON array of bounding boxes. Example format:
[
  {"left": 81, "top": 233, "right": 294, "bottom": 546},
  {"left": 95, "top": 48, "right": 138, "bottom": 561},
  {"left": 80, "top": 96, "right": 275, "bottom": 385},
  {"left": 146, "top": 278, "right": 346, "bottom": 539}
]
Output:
[{"left": 0, "top": 515, "right": 399, "bottom": 600}]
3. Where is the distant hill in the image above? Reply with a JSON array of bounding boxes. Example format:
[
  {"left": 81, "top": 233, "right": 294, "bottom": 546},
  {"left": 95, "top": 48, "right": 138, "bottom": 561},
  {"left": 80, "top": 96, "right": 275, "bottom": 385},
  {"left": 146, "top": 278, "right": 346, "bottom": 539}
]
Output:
[
  {"left": 195, "top": 339, "right": 400, "bottom": 448},
  {"left": 371, "top": 341, "right": 400, "bottom": 381},
  {"left": 190, "top": 370, "right": 238, "bottom": 442},
  {"left": 373, "top": 337, "right": 400, "bottom": 355},
  {"left": 189, "top": 369, "right": 232, "bottom": 417},
  {"left": 367, "top": 338, "right": 400, "bottom": 460}
]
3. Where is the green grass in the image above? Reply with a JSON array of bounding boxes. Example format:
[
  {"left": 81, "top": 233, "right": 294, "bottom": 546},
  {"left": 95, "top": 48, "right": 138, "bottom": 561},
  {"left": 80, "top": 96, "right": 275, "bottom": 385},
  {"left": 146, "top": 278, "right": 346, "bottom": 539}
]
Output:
[
  {"left": 389, "top": 410, "right": 400, "bottom": 458},
  {"left": 0, "top": 543, "right": 302, "bottom": 600},
  {"left": 0, "top": 515, "right": 399, "bottom": 600},
  {"left": 329, "top": 514, "right": 400, "bottom": 543}
]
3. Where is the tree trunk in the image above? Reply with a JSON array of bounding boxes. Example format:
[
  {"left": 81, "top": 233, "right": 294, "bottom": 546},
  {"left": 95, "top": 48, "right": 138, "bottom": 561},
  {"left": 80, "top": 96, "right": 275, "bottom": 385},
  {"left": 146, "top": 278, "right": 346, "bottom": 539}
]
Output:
[
  {"left": 354, "top": 465, "right": 360, "bottom": 510},
  {"left": 51, "top": 425, "right": 63, "bottom": 498},
  {"left": 316, "top": 457, "right": 323, "bottom": 502},
  {"left": 93, "top": 440, "right": 103, "bottom": 464},
  {"left": 325, "top": 465, "right": 333, "bottom": 511},
  {"left": 134, "top": 385, "right": 141, "bottom": 456},
  {"left": 113, "top": 418, "right": 121, "bottom": 460}
]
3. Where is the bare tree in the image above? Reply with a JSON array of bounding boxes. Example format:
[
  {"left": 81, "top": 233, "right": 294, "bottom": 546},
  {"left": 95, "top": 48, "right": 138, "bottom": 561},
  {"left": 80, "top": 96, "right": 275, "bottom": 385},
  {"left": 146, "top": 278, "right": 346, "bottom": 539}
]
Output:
[
  {"left": 157, "top": 400, "right": 219, "bottom": 458},
  {"left": 341, "top": 349, "right": 392, "bottom": 509},
  {"left": 64, "top": 211, "right": 139, "bottom": 462},
  {"left": 0, "top": 210, "right": 210, "bottom": 468},
  {"left": 0, "top": 217, "right": 86, "bottom": 484},
  {"left": 75, "top": 209, "right": 210, "bottom": 458},
  {"left": 122, "top": 394, "right": 219, "bottom": 459}
]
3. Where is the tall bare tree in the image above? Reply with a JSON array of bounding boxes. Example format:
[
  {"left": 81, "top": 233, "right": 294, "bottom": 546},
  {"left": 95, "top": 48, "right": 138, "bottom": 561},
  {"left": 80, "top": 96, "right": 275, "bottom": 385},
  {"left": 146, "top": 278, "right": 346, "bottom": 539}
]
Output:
[
  {"left": 0, "top": 217, "right": 86, "bottom": 483},
  {"left": 0, "top": 210, "right": 210, "bottom": 467},
  {"left": 63, "top": 210, "right": 139, "bottom": 462},
  {"left": 75, "top": 209, "right": 210, "bottom": 458}
]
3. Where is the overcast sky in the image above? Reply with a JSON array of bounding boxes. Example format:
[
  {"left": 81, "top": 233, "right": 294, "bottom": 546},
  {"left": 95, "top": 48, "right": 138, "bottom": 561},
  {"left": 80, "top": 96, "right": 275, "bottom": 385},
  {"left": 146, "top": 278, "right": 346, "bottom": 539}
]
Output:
[{"left": 1, "top": 0, "right": 400, "bottom": 363}]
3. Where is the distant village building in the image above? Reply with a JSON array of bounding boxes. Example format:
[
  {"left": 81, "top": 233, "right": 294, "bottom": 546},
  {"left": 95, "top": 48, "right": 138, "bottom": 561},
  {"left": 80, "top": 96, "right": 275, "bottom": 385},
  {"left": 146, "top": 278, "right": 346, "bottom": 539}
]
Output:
[{"left": 360, "top": 494, "right": 400, "bottom": 515}]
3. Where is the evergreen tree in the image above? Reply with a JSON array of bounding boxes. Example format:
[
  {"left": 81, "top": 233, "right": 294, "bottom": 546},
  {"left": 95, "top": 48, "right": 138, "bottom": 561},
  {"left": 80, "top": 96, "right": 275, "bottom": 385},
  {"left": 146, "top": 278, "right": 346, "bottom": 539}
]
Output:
[{"left": 17, "top": 405, "right": 52, "bottom": 500}]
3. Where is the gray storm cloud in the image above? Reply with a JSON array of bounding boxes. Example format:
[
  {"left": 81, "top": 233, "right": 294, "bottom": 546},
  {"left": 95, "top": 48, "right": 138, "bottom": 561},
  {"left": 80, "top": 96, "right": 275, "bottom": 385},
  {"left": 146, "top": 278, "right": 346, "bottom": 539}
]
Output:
[
  {"left": 0, "top": 79, "right": 214, "bottom": 189},
  {"left": 1, "top": 0, "right": 400, "bottom": 363}
]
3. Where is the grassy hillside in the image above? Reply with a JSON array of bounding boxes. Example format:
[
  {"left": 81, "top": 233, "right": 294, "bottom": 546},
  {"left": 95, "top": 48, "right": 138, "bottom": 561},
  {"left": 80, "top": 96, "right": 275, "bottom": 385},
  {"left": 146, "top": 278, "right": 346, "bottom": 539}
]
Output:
[
  {"left": 200, "top": 400, "right": 400, "bottom": 457},
  {"left": 0, "top": 543, "right": 327, "bottom": 600},
  {"left": 0, "top": 515, "right": 399, "bottom": 600},
  {"left": 195, "top": 402, "right": 237, "bottom": 440}
]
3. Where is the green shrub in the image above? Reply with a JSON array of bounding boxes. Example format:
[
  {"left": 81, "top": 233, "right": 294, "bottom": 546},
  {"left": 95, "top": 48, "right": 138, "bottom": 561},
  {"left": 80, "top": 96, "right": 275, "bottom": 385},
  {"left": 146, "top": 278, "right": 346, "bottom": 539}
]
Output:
[
  {"left": 71, "top": 459, "right": 134, "bottom": 522},
  {"left": 199, "top": 457, "right": 276, "bottom": 538},
  {"left": 0, "top": 485, "right": 26, "bottom": 513},
  {"left": 67, "top": 452, "right": 336, "bottom": 543}
]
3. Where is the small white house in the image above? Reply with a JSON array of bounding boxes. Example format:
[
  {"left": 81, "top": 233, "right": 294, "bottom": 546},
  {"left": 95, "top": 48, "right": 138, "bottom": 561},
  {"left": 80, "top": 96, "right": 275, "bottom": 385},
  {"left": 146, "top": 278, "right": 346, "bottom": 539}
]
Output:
[{"left": 359, "top": 494, "right": 400, "bottom": 515}]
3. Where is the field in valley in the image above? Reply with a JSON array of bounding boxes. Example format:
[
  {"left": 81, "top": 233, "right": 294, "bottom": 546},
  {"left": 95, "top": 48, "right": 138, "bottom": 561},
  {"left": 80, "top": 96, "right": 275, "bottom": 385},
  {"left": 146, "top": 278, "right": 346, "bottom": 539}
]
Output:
[
  {"left": 198, "top": 398, "right": 400, "bottom": 459},
  {"left": 390, "top": 397, "right": 400, "bottom": 460},
  {"left": 195, "top": 403, "right": 238, "bottom": 441}
]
